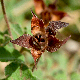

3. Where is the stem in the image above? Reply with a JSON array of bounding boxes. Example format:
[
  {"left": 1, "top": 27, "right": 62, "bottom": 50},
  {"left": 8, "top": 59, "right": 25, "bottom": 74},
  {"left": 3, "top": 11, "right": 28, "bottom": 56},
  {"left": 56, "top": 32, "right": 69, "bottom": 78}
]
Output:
[
  {"left": 1, "top": 0, "right": 16, "bottom": 49},
  {"left": 20, "top": 47, "right": 31, "bottom": 53}
]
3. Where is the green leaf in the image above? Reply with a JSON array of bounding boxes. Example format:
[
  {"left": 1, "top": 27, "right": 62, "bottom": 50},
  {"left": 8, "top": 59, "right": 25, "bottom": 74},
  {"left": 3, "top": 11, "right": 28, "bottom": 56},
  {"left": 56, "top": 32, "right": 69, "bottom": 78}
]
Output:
[
  {"left": 18, "top": 55, "right": 25, "bottom": 62},
  {"left": 5, "top": 62, "right": 19, "bottom": 77},
  {"left": 10, "top": 24, "right": 23, "bottom": 39},
  {"left": 0, "top": 32, "right": 3, "bottom": 39},
  {"left": 0, "top": 47, "right": 22, "bottom": 62},
  {"left": 5, "top": 62, "right": 37, "bottom": 80},
  {"left": 12, "top": 49, "right": 21, "bottom": 58},
  {"left": 0, "top": 47, "right": 15, "bottom": 62},
  {"left": 0, "top": 31, "right": 11, "bottom": 46},
  {"left": 4, "top": 43, "right": 15, "bottom": 53},
  {"left": 0, "top": 32, "right": 4, "bottom": 45},
  {"left": 3, "top": 36, "right": 11, "bottom": 46}
]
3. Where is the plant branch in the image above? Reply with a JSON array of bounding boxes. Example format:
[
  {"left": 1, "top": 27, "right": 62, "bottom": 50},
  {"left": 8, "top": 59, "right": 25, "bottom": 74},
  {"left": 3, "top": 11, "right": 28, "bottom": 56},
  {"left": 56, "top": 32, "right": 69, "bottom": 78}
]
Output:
[{"left": 1, "top": 0, "right": 16, "bottom": 49}]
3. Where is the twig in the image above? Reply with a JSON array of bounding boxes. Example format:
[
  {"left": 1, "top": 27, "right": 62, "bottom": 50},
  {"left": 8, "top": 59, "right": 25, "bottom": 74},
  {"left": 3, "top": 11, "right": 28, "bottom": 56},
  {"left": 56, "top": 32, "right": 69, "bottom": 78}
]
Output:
[{"left": 1, "top": 0, "right": 16, "bottom": 49}]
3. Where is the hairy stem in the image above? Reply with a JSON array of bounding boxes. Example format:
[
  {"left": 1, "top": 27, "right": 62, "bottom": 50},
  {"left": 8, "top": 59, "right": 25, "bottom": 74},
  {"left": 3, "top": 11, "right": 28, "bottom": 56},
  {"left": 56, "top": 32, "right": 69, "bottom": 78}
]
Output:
[{"left": 1, "top": 0, "right": 16, "bottom": 49}]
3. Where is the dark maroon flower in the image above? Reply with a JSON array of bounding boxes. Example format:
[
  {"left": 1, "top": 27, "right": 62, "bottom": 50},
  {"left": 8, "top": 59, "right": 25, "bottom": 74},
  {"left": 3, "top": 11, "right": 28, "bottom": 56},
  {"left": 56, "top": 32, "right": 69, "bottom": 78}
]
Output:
[{"left": 10, "top": 10, "right": 71, "bottom": 68}]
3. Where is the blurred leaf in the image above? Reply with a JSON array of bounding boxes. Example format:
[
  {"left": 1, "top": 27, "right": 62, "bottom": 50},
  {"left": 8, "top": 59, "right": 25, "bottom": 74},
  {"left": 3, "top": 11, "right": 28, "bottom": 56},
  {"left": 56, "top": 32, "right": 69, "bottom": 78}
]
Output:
[
  {"left": 5, "top": 62, "right": 37, "bottom": 80},
  {"left": 69, "top": 0, "right": 80, "bottom": 10},
  {"left": 12, "top": 0, "right": 33, "bottom": 16},
  {"left": 10, "top": 24, "right": 23, "bottom": 39},
  {"left": 0, "top": 32, "right": 3, "bottom": 39},
  {"left": 46, "top": 57, "right": 53, "bottom": 70},
  {"left": 62, "top": 25, "right": 80, "bottom": 41},
  {"left": 52, "top": 51, "right": 68, "bottom": 70},
  {"left": 70, "top": 72, "right": 80, "bottom": 80},
  {"left": 58, "top": 53, "right": 68, "bottom": 70},
  {"left": 33, "top": 69, "right": 43, "bottom": 80},
  {"left": 53, "top": 70, "right": 67, "bottom": 80},
  {"left": 26, "top": 21, "right": 32, "bottom": 35}
]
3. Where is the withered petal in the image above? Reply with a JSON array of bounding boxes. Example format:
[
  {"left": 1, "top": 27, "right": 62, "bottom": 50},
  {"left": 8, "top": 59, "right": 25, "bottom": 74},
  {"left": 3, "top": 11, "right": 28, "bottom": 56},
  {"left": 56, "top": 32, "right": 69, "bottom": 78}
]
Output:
[
  {"left": 46, "top": 35, "right": 71, "bottom": 52},
  {"left": 46, "top": 21, "right": 69, "bottom": 35},
  {"left": 31, "top": 10, "right": 44, "bottom": 35},
  {"left": 34, "top": 0, "right": 46, "bottom": 15},
  {"left": 48, "top": 0, "right": 58, "bottom": 10},
  {"left": 40, "top": 10, "right": 51, "bottom": 26},
  {"left": 10, "top": 34, "right": 32, "bottom": 48},
  {"left": 31, "top": 48, "right": 42, "bottom": 67},
  {"left": 51, "top": 11, "right": 68, "bottom": 21},
  {"left": 49, "top": 21, "right": 69, "bottom": 29},
  {"left": 34, "top": 0, "right": 69, "bottom": 26}
]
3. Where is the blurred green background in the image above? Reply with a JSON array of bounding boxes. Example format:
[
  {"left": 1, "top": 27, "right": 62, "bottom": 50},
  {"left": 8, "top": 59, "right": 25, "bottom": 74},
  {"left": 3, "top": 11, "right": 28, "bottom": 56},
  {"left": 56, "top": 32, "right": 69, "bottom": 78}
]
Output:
[{"left": 0, "top": 0, "right": 80, "bottom": 80}]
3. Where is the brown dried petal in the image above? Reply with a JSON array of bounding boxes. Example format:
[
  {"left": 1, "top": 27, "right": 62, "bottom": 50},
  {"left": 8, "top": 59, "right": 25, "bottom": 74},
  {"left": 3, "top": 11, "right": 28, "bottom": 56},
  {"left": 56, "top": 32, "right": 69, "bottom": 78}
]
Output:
[
  {"left": 31, "top": 10, "right": 45, "bottom": 35},
  {"left": 34, "top": 0, "right": 46, "bottom": 15},
  {"left": 46, "top": 21, "right": 69, "bottom": 35},
  {"left": 51, "top": 11, "right": 68, "bottom": 21},
  {"left": 31, "top": 48, "right": 42, "bottom": 67},
  {"left": 40, "top": 10, "right": 51, "bottom": 26},
  {"left": 46, "top": 35, "right": 71, "bottom": 52},
  {"left": 49, "top": 21, "right": 69, "bottom": 29},
  {"left": 10, "top": 34, "right": 32, "bottom": 48},
  {"left": 48, "top": 0, "right": 58, "bottom": 11}
]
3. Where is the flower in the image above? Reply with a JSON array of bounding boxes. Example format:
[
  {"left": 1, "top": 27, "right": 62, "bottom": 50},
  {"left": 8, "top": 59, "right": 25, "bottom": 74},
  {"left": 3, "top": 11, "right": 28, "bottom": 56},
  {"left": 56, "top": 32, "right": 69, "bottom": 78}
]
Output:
[{"left": 10, "top": 10, "right": 71, "bottom": 68}]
